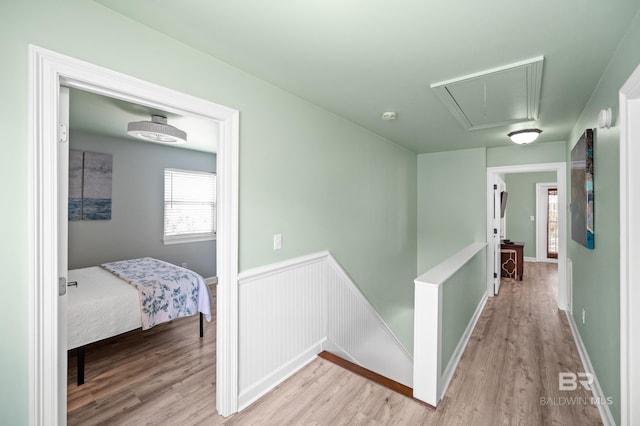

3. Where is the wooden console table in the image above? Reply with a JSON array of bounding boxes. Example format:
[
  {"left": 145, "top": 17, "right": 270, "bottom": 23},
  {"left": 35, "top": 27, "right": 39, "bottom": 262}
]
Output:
[{"left": 501, "top": 241, "right": 524, "bottom": 281}]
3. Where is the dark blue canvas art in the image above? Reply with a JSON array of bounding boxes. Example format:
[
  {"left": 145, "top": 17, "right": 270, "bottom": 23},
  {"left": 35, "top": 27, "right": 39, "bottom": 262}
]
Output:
[
  {"left": 69, "top": 150, "right": 113, "bottom": 221},
  {"left": 570, "top": 129, "right": 594, "bottom": 249}
]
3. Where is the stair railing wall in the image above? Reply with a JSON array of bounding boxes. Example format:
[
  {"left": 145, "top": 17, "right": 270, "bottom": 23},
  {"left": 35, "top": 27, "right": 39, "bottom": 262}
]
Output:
[{"left": 413, "top": 242, "right": 487, "bottom": 406}]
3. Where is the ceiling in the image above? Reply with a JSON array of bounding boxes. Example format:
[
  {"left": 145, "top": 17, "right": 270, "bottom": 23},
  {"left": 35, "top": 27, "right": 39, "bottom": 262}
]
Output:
[
  {"left": 84, "top": 0, "right": 640, "bottom": 154},
  {"left": 69, "top": 88, "right": 219, "bottom": 153}
]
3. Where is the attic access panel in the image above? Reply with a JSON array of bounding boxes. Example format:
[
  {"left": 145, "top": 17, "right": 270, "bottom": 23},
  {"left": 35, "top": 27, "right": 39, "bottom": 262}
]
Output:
[{"left": 431, "top": 56, "right": 544, "bottom": 130}]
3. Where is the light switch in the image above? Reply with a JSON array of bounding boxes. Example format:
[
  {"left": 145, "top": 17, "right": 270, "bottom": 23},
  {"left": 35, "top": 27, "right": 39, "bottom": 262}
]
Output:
[
  {"left": 273, "top": 234, "right": 282, "bottom": 250},
  {"left": 530, "top": 215, "right": 535, "bottom": 222}
]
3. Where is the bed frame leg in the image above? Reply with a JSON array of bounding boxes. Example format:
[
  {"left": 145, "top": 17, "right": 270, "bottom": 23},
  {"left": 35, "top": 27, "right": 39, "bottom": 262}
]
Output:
[
  {"left": 199, "top": 312, "right": 204, "bottom": 338},
  {"left": 77, "top": 346, "right": 85, "bottom": 386}
]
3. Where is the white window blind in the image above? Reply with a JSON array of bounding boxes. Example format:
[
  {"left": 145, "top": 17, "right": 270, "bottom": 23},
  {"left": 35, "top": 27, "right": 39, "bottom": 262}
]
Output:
[{"left": 164, "top": 168, "right": 216, "bottom": 244}]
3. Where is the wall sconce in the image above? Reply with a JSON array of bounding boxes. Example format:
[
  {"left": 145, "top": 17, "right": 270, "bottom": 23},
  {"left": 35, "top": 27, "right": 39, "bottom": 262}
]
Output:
[{"left": 598, "top": 108, "right": 613, "bottom": 129}]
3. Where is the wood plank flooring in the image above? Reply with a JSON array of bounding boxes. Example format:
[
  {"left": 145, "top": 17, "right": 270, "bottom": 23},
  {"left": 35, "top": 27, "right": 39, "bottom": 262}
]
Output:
[{"left": 68, "top": 263, "right": 603, "bottom": 425}]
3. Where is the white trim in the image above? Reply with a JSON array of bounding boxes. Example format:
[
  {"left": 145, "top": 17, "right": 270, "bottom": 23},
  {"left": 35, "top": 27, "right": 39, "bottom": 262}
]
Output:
[
  {"left": 325, "top": 253, "right": 414, "bottom": 385},
  {"left": 566, "top": 258, "right": 573, "bottom": 313},
  {"left": 236, "top": 251, "right": 414, "bottom": 409},
  {"left": 439, "top": 293, "right": 488, "bottom": 400},
  {"left": 430, "top": 56, "right": 544, "bottom": 130},
  {"left": 566, "top": 311, "right": 615, "bottom": 425},
  {"left": 238, "top": 251, "right": 328, "bottom": 283},
  {"left": 28, "top": 45, "right": 240, "bottom": 424},
  {"left": 523, "top": 256, "right": 538, "bottom": 263},
  {"left": 486, "top": 163, "right": 568, "bottom": 310},
  {"left": 325, "top": 254, "right": 414, "bottom": 363},
  {"left": 416, "top": 242, "right": 487, "bottom": 285},
  {"left": 238, "top": 340, "right": 323, "bottom": 411},
  {"left": 413, "top": 242, "right": 487, "bottom": 406},
  {"left": 163, "top": 234, "right": 216, "bottom": 245},
  {"left": 321, "top": 339, "right": 359, "bottom": 365},
  {"left": 619, "top": 62, "right": 640, "bottom": 426},
  {"left": 205, "top": 276, "right": 218, "bottom": 285}
]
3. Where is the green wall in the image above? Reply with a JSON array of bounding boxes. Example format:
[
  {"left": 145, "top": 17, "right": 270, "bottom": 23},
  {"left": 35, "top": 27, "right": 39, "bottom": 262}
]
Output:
[
  {"left": 565, "top": 10, "right": 640, "bottom": 424},
  {"left": 504, "top": 172, "right": 557, "bottom": 258},
  {"left": 441, "top": 249, "right": 486, "bottom": 375},
  {"left": 0, "top": 1, "right": 417, "bottom": 422},
  {"left": 417, "top": 148, "right": 487, "bottom": 375},
  {"left": 487, "top": 141, "right": 566, "bottom": 167},
  {"left": 417, "top": 148, "right": 487, "bottom": 273}
]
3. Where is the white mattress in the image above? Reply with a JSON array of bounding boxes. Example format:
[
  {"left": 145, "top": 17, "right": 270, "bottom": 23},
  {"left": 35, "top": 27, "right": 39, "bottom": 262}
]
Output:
[{"left": 67, "top": 266, "right": 141, "bottom": 350}]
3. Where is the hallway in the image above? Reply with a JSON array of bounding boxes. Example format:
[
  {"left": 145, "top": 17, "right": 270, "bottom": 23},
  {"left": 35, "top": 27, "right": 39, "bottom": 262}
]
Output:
[
  {"left": 229, "top": 262, "right": 601, "bottom": 425},
  {"left": 68, "top": 262, "right": 603, "bottom": 425}
]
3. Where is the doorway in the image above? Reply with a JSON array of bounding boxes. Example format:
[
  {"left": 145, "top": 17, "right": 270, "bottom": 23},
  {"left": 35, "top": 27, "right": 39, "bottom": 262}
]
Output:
[
  {"left": 485, "top": 162, "right": 568, "bottom": 310},
  {"left": 536, "top": 182, "right": 559, "bottom": 263},
  {"left": 619, "top": 62, "right": 640, "bottom": 425},
  {"left": 28, "top": 46, "right": 240, "bottom": 424}
]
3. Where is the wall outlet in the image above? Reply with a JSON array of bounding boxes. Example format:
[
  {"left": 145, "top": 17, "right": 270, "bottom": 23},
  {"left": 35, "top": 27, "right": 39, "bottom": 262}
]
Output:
[
  {"left": 582, "top": 308, "right": 586, "bottom": 325},
  {"left": 181, "top": 262, "right": 188, "bottom": 269},
  {"left": 273, "top": 234, "right": 282, "bottom": 250}
]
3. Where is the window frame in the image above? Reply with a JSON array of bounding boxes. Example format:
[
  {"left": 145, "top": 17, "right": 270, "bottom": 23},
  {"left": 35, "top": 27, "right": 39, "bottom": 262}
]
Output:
[{"left": 163, "top": 167, "right": 217, "bottom": 245}]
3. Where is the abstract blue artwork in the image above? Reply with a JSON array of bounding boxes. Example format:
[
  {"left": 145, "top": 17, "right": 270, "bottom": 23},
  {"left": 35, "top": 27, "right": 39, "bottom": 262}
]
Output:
[
  {"left": 69, "top": 150, "right": 113, "bottom": 221},
  {"left": 570, "top": 129, "right": 594, "bottom": 249}
]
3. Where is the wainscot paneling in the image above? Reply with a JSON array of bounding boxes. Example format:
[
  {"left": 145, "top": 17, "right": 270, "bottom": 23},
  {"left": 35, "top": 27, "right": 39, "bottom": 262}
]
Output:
[{"left": 237, "top": 252, "right": 413, "bottom": 410}]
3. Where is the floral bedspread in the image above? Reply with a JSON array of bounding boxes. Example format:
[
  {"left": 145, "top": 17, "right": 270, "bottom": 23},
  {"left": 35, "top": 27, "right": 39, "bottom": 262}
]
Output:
[{"left": 101, "top": 257, "right": 212, "bottom": 330}]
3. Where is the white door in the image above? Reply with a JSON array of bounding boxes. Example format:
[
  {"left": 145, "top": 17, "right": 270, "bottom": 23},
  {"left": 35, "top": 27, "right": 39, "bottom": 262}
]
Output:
[
  {"left": 492, "top": 175, "right": 506, "bottom": 295},
  {"left": 58, "top": 85, "right": 70, "bottom": 425}
]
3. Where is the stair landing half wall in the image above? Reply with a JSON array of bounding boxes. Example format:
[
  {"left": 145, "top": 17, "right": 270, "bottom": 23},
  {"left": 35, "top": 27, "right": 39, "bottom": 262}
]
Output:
[{"left": 236, "top": 251, "right": 414, "bottom": 411}]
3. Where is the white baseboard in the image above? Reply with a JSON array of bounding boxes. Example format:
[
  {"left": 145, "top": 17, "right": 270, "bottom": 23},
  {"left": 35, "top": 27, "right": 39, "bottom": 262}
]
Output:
[
  {"left": 205, "top": 276, "right": 218, "bottom": 285},
  {"left": 439, "top": 293, "right": 488, "bottom": 400},
  {"left": 533, "top": 257, "right": 559, "bottom": 264},
  {"left": 565, "top": 311, "right": 615, "bottom": 426},
  {"left": 524, "top": 256, "right": 537, "bottom": 262},
  {"left": 237, "top": 251, "right": 413, "bottom": 410},
  {"left": 238, "top": 340, "right": 323, "bottom": 411}
]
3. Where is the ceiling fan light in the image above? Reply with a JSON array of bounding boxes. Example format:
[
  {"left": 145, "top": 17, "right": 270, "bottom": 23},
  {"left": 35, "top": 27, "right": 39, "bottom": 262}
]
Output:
[
  {"left": 508, "top": 128, "right": 542, "bottom": 144},
  {"left": 127, "top": 115, "right": 187, "bottom": 144}
]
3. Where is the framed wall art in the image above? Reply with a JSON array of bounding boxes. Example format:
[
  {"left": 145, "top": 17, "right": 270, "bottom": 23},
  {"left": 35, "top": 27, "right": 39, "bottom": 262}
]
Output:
[
  {"left": 69, "top": 150, "right": 113, "bottom": 221},
  {"left": 570, "top": 128, "right": 594, "bottom": 249}
]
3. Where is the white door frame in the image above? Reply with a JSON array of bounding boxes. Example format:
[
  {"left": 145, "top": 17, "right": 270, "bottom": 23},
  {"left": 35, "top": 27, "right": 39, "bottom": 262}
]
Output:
[
  {"left": 486, "top": 162, "right": 567, "bottom": 310},
  {"left": 535, "top": 182, "right": 559, "bottom": 263},
  {"left": 28, "top": 45, "right": 240, "bottom": 424},
  {"left": 491, "top": 174, "right": 506, "bottom": 295},
  {"left": 619, "top": 63, "right": 640, "bottom": 426}
]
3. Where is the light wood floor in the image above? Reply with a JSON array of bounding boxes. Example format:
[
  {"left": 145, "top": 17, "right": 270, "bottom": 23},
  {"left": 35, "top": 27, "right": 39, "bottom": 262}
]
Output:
[{"left": 68, "top": 263, "right": 603, "bottom": 425}]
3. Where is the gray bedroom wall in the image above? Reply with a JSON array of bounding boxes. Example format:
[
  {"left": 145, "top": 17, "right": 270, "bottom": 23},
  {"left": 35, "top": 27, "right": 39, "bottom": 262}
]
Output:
[
  {"left": 504, "top": 171, "right": 557, "bottom": 258},
  {"left": 68, "top": 129, "right": 217, "bottom": 278}
]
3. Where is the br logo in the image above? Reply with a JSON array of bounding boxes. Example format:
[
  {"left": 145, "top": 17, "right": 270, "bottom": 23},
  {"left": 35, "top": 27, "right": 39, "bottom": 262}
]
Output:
[{"left": 559, "top": 372, "right": 593, "bottom": 391}]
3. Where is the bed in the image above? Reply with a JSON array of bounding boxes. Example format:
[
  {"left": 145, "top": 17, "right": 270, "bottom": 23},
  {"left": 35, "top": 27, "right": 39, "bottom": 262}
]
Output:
[{"left": 67, "top": 257, "right": 213, "bottom": 385}]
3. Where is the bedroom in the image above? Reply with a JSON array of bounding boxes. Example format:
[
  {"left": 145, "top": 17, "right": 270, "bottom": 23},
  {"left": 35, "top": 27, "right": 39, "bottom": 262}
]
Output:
[{"left": 65, "top": 87, "right": 218, "bottom": 404}]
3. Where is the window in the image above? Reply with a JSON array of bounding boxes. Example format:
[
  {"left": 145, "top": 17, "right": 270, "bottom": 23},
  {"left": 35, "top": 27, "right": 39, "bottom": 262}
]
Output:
[
  {"left": 547, "top": 188, "right": 558, "bottom": 259},
  {"left": 163, "top": 168, "right": 216, "bottom": 244}
]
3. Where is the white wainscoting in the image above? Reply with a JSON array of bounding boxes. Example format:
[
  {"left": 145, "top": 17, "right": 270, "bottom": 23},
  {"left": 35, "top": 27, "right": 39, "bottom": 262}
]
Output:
[
  {"left": 324, "top": 255, "right": 414, "bottom": 387},
  {"left": 236, "top": 251, "right": 413, "bottom": 410}
]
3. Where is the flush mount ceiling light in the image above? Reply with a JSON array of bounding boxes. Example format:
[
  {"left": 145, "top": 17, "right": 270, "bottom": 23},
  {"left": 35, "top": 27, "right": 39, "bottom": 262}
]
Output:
[
  {"left": 507, "top": 128, "right": 542, "bottom": 144},
  {"left": 127, "top": 115, "right": 187, "bottom": 144},
  {"left": 381, "top": 111, "right": 398, "bottom": 121}
]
